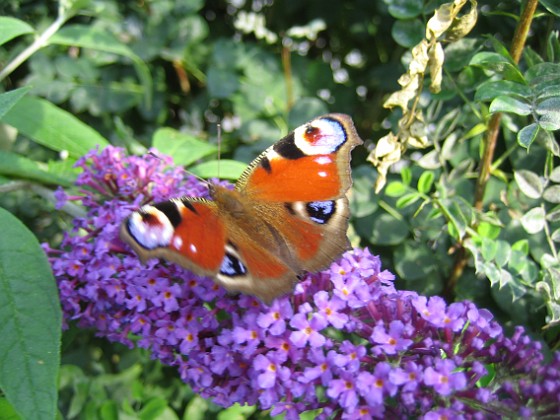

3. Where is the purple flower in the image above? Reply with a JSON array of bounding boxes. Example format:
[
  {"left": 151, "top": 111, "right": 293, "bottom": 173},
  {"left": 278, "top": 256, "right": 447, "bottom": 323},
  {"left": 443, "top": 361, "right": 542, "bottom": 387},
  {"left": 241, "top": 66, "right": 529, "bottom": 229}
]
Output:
[
  {"left": 424, "top": 359, "right": 467, "bottom": 396},
  {"left": 313, "top": 291, "right": 349, "bottom": 328},
  {"left": 289, "top": 313, "right": 328, "bottom": 348},
  {"left": 253, "top": 353, "right": 289, "bottom": 389},
  {"left": 327, "top": 373, "right": 359, "bottom": 412},
  {"left": 257, "top": 299, "right": 293, "bottom": 335},
  {"left": 371, "top": 320, "right": 413, "bottom": 355},
  {"left": 46, "top": 146, "right": 560, "bottom": 419}
]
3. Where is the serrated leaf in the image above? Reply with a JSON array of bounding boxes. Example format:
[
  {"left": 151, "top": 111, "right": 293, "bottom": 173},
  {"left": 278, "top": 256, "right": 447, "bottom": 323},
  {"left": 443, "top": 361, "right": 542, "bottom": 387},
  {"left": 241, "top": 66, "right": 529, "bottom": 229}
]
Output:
[
  {"left": 152, "top": 128, "right": 217, "bottom": 167},
  {"left": 0, "top": 17, "right": 34, "bottom": 46},
  {"left": 514, "top": 170, "right": 543, "bottom": 199},
  {"left": 189, "top": 159, "right": 246, "bottom": 180},
  {"left": 0, "top": 208, "right": 61, "bottom": 420},
  {"left": 2, "top": 95, "right": 109, "bottom": 158},
  {"left": 543, "top": 185, "right": 560, "bottom": 203},
  {"left": 0, "top": 87, "right": 31, "bottom": 119},
  {"left": 517, "top": 123, "right": 539, "bottom": 149},
  {"left": 520, "top": 207, "right": 545, "bottom": 234},
  {"left": 489, "top": 95, "right": 531, "bottom": 116}
]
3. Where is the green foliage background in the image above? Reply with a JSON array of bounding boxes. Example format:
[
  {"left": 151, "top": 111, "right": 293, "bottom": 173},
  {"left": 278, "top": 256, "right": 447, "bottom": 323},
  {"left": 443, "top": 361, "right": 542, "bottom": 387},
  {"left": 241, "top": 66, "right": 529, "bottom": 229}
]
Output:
[{"left": 0, "top": 0, "right": 559, "bottom": 418}]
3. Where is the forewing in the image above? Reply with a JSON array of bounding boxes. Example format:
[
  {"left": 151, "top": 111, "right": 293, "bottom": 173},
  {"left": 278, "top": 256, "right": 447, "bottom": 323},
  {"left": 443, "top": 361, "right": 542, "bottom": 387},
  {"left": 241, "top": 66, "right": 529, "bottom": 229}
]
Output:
[{"left": 120, "top": 198, "right": 226, "bottom": 277}]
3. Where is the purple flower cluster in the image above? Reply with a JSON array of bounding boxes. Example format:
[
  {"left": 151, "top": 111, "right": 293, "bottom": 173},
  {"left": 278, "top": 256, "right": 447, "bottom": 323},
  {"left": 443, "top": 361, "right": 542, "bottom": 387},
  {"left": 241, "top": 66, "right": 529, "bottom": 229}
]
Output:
[{"left": 47, "top": 146, "right": 560, "bottom": 418}]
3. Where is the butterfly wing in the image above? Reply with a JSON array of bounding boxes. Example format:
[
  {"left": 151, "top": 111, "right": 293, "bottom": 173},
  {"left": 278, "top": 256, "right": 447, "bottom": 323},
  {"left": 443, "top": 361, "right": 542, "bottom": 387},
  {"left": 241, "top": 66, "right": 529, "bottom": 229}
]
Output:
[
  {"left": 120, "top": 198, "right": 226, "bottom": 277},
  {"left": 234, "top": 113, "right": 363, "bottom": 277}
]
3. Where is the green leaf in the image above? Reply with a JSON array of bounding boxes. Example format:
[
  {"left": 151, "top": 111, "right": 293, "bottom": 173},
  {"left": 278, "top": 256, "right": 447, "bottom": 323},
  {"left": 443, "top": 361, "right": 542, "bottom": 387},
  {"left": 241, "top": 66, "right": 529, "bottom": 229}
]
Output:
[
  {"left": 0, "top": 208, "right": 61, "bottom": 420},
  {"left": 551, "top": 227, "right": 560, "bottom": 243},
  {"left": 475, "top": 80, "right": 531, "bottom": 102},
  {"left": 536, "top": 97, "right": 560, "bottom": 131},
  {"left": 417, "top": 171, "right": 434, "bottom": 194},
  {"left": 470, "top": 52, "right": 524, "bottom": 83},
  {"left": 49, "top": 24, "right": 152, "bottom": 107},
  {"left": 357, "top": 212, "right": 409, "bottom": 246},
  {"left": 489, "top": 95, "right": 531, "bottom": 116},
  {"left": 0, "top": 398, "right": 20, "bottom": 418},
  {"left": 0, "top": 87, "right": 31, "bottom": 119},
  {"left": 512, "top": 239, "right": 529, "bottom": 254},
  {"left": 543, "top": 185, "right": 560, "bottom": 203},
  {"left": 385, "top": 181, "right": 409, "bottom": 197},
  {"left": 514, "top": 169, "right": 543, "bottom": 199},
  {"left": 138, "top": 397, "right": 168, "bottom": 420},
  {"left": 494, "top": 240, "right": 512, "bottom": 267},
  {"left": 483, "top": 262, "right": 501, "bottom": 287},
  {"left": 480, "top": 237, "right": 498, "bottom": 262},
  {"left": 385, "top": 0, "right": 423, "bottom": 19},
  {"left": 520, "top": 207, "right": 545, "bottom": 234},
  {"left": 394, "top": 242, "right": 436, "bottom": 282},
  {"left": 547, "top": 208, "right": 560, "bottom": 222},
  {"left": 391, "top": 19, "right": 424, "bottom": 48},
  {"left": 349, "top": 165, "right": 378, "bottom": 218},
  {"left": 152, "top": 128, "right": 217, "bottom": 167},
  {"left": 526, "top": 62, "right": 560, "bottom": 84},
  {"left": 207, "top": 67, "right": 239, "bottom": 99},
  {"left": 396, "top": 192, "right": 421, "bottom": 208},
  {"left": 517, "top": 123, "right": 539, "bottom": 149},
  {"left": 288, "top": 98, "right": 328, "bottom": 128},
  {"left": 0, "top": 151, "right": 73, "bottom": 186},
  {"left": 550, "top": 166, "right": 560, "bottom": 183},
  {"left": 477, "top": 222, "right": 501, "bottom": 239},
  {"left": 0, "top": 17, "right": 34, "bottom": 46},
  {"left": 401, "top": 167, "right": 412, "bottom": 185},
  {"left": 2, "top": 95, "right": 109, "bottom": 158},
  {"left": 189, "top": 159, "right": 246, "bottom": 180},
  {"left": 541, "top": 0, "right": 560, "bottom": 16},
  {"left": 217, "top": 403, "right": 257, "bottom": 419}
]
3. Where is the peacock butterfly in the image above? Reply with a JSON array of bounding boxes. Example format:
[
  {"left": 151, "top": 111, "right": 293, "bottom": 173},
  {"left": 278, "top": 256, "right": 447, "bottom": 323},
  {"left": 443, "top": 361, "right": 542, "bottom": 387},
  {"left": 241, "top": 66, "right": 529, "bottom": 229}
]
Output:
[{"left": 120, "top": 113, "right": 363, "bottom": 303}]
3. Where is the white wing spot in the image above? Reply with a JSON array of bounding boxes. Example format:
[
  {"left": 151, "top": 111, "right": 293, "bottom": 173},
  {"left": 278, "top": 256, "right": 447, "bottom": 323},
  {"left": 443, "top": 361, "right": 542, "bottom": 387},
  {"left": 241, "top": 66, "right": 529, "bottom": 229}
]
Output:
[
  {"left": 172, "top": 236, "right": 183, "bottom": 250},
  {"left": 189, "top": 243, "right": 198, "bottom": 254},
  {"left": 315, "top": 156, "right": 332, "bottom": 165},
  {"left": 318, "top": 171, "right": 328, "bottom": 178}
]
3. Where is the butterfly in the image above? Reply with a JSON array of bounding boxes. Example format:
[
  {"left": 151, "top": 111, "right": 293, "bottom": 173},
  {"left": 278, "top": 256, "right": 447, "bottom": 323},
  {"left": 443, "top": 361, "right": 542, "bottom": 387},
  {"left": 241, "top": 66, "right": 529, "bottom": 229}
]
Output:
[{"left": 120, "top": 113, "right": 363, "bottom": 303}]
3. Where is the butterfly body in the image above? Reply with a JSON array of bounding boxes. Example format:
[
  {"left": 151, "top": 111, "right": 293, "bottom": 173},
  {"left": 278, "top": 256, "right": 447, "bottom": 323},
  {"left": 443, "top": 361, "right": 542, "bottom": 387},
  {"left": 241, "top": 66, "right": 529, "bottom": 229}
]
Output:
[{"left": 121, "top": 113, "right": 363, "bottom": 303}]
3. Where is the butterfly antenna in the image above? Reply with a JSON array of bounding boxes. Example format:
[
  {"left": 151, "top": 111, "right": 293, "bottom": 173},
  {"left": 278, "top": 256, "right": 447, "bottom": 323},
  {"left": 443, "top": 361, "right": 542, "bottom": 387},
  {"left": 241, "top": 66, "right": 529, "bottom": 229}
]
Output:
[
  {"left": 147, "top": 150, "right": 209, "bottom": 187},
  {"left": 217, "top": 122, "right": 222, "bottom": 180}
]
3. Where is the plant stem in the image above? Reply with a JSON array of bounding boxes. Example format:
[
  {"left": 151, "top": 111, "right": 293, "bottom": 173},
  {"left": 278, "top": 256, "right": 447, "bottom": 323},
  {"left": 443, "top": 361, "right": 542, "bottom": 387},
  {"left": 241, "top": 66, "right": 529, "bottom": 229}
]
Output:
[
  {"left": 447, "top": 0, "right": 539, "bottom": 294},
  {"left": 281, "top": 43, "right": 294, "bottom": 112},
  {"left": 0, "top": 12, "right": 67, "bottom": 82},
  {"left": 473, "top": 0, "right": 539, "bottom": 210}
]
